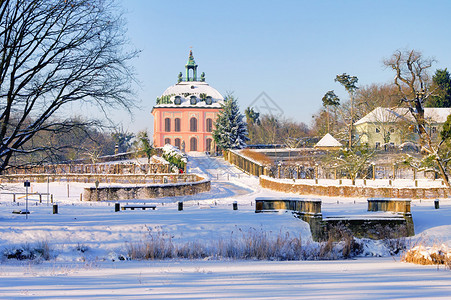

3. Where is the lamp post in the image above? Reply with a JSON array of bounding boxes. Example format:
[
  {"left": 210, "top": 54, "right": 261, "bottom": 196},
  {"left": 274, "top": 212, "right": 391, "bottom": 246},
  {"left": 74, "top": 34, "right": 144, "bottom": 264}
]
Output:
[{"left": 24, "top": 180, "right": 30, "bottom": 219}]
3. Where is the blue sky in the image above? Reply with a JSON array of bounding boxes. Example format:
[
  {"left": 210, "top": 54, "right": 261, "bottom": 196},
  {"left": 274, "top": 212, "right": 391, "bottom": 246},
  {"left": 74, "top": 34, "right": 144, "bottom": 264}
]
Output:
[{"left": 117, "top": 0, "right": 451, "bottom": 134}]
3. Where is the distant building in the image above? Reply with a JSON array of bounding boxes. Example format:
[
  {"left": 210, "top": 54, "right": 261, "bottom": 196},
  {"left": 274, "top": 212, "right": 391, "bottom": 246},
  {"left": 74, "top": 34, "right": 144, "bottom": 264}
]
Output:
[
  {"left": 354, "top": 107, "right": 451, "bottom": 148},
  {"left": 151, "top": 51, "right": 224, "bottom": 152},
  {"left": 314, "top": 133, "right": 342, "bottom": 151}
]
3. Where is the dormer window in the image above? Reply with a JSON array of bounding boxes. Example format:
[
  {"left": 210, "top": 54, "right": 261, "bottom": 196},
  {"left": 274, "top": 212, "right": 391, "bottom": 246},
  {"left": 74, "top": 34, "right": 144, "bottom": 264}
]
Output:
[
  {"left": 174, "top": 96, "right": 181, "bottom": 105},
  {"left": 190, "top": 96, "right": 197, "bottom": 105},
  {"left": 205, "top": 96, "right": 212, "bottom": 105}
]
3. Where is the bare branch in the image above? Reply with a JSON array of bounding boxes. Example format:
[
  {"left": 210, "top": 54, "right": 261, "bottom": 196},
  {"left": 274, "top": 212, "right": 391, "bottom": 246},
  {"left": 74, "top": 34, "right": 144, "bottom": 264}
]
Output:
[{"left": 0, "top": 0, "right": 138, "bottom": 172}]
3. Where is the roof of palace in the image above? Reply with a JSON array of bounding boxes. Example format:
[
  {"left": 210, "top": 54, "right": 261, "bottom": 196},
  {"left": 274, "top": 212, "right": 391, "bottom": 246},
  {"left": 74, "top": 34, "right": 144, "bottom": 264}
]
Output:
[
  {"left": 153, "top": 51, "right": 224, "bottom": 109},
  {"left": 155, "top": 81, "right": 225, "bottom": 109}
]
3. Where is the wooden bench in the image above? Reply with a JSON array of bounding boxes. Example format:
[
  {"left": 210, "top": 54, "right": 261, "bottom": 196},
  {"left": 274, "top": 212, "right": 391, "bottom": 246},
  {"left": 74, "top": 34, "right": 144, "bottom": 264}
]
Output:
[
  {"left": 12, "top": 209, "right": 30, "bottom": 214},
  {"left": 121, "top": 205, "right": 156, "bottom": 211}
]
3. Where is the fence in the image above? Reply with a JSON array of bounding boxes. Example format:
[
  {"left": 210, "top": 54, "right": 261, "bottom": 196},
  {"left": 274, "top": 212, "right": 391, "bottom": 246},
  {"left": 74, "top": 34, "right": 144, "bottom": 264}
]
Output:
[
  {"left": 0, "top": 173, "right": 200, "bottom": 185},
  {"left": 3, "top": 162, "right": 174, "bottom": 175},
  {"left": 224, "top": 150, "right": 269, "bottom": 177},
  {"left": 268, "top": 162, "right": 440, "bottom": 181}
]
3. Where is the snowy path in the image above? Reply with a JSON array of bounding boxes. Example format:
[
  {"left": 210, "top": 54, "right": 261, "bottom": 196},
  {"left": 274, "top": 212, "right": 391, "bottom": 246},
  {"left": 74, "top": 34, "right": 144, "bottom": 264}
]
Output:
[
  {"left": 187, "top": 152, "right": 251, "bottom": 182},
  {"left": 185, "top": 152, "right": 262, "bottom": 203}
]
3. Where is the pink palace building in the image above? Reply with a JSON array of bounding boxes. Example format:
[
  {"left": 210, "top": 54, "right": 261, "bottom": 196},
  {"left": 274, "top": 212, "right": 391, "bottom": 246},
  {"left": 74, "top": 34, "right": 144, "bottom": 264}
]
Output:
[{"left": 151, "top": 51, "right": 224, "bottom": 152}]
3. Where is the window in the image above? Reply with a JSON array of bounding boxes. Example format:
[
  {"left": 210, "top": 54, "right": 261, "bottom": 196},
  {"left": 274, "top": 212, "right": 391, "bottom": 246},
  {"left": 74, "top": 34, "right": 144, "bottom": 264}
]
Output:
[
  {"left": 164, "top": 138, "right": 171, "bottom": 145},
  {"left": 174, "top": 118, "right": 181, "bottom": 132},
  {"left": 375, "top": 142, "right": 380, "bottom": 149},
  {"left": 175, "top": 138, "right": 181, "bottom": 149},
  {"left": 190, "top": 117, "right": 198, "bottom": 132},
  {"left": 206, "top": 118, "right": 213, "bottom": 132},
  {"left": 164, "top": 118, "right": 171, "bottom": 132},
  {"left": 432, "top": 127, "right": 437, "bottom": 134},
  {"left": 190, "top": 137, "right": 197, "bottom": 151},
  {"left": 206, "top": 138, "right": 212, "bottom": 152},
  {"left": 375, "top": 128, "right": 380, "bottom": 133},
  {"left": 390, "top": 128, "right": 395, "bottom": 133}
]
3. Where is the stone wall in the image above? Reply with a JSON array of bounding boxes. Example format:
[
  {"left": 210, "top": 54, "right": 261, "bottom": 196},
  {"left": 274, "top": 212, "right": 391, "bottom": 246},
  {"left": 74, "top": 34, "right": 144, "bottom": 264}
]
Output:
[
  {"left": 255, "top": 197, "right": 321, "bottom": 214},
  {"left": 253, "top": 195, "right": 414, "bottom": 241},
  {"left": 367, "top": 198, "right": 411, "bottom": 213},
  {"left": 323, "top": 217, "right": 412, "bottom": 240},
  {"left": 254, "top": 197, "right": 323, "bottom": 240},
  {"left": 83, "top": 178, "right": 210, "bottom": 201},
  {"left": 260, "top": 176, "right": 449, "bottom": 199}
]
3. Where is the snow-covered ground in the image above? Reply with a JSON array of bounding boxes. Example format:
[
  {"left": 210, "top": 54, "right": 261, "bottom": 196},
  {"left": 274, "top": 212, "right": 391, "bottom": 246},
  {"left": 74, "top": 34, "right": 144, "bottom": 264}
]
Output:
[
  {"left": 1, "top": 258, "right": 451, "bottom": 299},
  {"left": 0, "top": 152, "right": 450, "bottom": 299}
]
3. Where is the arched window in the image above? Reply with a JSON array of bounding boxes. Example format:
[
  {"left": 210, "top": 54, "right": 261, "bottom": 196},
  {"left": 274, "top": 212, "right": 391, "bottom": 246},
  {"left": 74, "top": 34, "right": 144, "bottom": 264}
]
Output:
[
  {"left": 190, "top": 137, "right": 197, "bottom": 151},
  {"left": 206, "top": 118, "right": 213, "bottom": 132},
  {"left": 190, "top": 117, "right": 197, "bottom": 132},
  {"left": 164, "top": 138, "right": 171, "bottom": 145},
  {"left": 164, "top": 118, "right": 171, "bottom": 132},
  {"left": 174, "top": 138, "right": 181, "bottom": 149},
  {"left": 206, "top": 138, "right": 212, "bottom": 152},
  {"left": 174, "top": 118, "right": 181, "bottom": 132}
]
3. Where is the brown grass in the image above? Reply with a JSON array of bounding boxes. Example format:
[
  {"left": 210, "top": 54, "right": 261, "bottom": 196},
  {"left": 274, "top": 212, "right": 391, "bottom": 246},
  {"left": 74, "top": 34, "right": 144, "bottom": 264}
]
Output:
[
  {"left": 240, "top": 149, "right": 273, "bottom": 165},
  {"left": 402, "top": 244, "right": 451, "bottom": 269},
  {"left": 125, "top": 228, "right": 306, "bottom": 261}
]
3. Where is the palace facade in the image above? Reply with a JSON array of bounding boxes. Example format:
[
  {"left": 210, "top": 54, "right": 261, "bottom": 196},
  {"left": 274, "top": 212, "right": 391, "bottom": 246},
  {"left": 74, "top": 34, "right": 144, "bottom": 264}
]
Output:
[{"left": 151, "top": 51, "right": 224, "bottom": 152}]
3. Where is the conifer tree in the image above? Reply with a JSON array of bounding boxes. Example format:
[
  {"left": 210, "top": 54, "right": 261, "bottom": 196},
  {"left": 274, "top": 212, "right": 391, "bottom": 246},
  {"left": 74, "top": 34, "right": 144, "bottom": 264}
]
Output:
[{"left": 213, "top": 94, "right": 249, "bottom": 149}]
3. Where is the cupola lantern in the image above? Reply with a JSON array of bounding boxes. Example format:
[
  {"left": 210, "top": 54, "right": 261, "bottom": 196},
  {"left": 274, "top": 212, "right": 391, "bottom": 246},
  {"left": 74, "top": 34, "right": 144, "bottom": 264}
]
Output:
[{"left": 185, "top": 50, "right": 198, "bottom": 81}]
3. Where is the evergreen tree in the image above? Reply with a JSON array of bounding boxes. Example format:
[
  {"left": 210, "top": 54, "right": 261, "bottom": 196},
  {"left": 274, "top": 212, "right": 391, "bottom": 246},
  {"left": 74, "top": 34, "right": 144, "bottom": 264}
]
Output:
[
  {"left": 426, "top": 69, "right": 451, "bottom": 107},
  {"left": 213, "top": 94, "right": 249, "bottom": 149},
  {"left": 245, "top": 107, "right": 260, "bottom": 125}
]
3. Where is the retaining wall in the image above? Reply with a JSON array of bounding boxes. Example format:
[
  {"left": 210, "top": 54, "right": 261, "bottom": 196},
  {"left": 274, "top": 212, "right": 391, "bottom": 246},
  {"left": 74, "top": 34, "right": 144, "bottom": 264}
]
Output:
[
  {"left": 260, "top": 176, "right": 449, "bottom": 199},
  {"left": 83, "top": 178, "right": 210, "bottom": 201}
]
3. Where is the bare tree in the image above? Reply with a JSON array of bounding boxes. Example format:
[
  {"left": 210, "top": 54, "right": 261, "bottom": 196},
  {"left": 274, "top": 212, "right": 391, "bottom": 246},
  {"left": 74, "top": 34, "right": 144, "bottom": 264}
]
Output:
[
  {"left": 0, "top": 0, "right": 138, "bottom": 173},
  {"left": 384, "top": 49, "right": 450, "bottom": 186},
  {"left": 354, "top": 83, "right": 403, "bottom": 114}
]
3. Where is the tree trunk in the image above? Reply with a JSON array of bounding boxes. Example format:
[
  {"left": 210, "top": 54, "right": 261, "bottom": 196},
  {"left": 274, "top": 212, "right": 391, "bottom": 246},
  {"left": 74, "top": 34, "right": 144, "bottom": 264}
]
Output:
[{"left": 436, "top": 158, "right": 450, "bottom": 187}]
